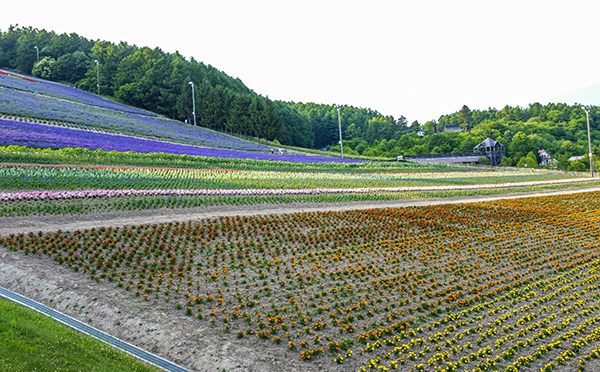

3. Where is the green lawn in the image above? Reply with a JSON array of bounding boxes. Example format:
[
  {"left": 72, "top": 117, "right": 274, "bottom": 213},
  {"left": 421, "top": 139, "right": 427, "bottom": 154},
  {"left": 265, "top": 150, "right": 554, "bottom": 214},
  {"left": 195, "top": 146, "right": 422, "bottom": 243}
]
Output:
[{"left": 0, "top": 297, "right": 160, "bottom": 372}]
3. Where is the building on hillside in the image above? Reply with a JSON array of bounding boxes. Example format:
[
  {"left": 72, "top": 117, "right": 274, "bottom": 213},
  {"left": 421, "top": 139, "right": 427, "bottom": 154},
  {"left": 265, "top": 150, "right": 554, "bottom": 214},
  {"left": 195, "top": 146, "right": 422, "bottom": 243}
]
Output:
[
  {"left": 443, "top": 125, "right": 463, "bottom": 132},
  {"left": 417, "top": 129, "right": 426, "bottom": 137},
  {"left": 473, "top": 137, "right": 505, "bottom": 166},
  {"left": 538, "top": 150, "right": 557, "bottom": 167},
  {"left": 569, "top": 155, "right": 584, "bottom": 162}
]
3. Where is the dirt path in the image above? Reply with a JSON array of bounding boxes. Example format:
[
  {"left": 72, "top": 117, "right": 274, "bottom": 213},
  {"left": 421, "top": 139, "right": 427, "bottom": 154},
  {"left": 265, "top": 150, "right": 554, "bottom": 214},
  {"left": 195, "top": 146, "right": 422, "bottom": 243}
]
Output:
[
  {"left": 1, "top": 186, "right": 600, "bottom": 372},
  {"left": 2, "top": 185, "right": 600, "bottom": 236}
]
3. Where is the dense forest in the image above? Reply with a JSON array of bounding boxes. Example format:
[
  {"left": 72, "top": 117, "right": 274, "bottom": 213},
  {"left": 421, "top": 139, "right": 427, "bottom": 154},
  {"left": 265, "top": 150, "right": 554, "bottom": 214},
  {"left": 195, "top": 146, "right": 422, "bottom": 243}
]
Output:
[{"left": 0, "top": 25, "right": 598, "bottom": 171}]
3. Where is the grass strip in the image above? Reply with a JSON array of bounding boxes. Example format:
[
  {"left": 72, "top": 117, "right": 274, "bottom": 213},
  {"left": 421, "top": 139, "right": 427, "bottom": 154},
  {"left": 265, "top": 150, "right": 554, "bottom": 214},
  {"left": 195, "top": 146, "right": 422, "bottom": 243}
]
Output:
[{"left": 0, "top": 297, "right": 159, "bottom": 372}]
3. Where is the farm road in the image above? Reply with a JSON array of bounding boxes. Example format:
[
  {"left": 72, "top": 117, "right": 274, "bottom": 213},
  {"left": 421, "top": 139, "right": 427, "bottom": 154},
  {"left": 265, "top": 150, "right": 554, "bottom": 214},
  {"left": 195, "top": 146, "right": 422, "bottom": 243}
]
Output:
[{"left": 2, "top": 185, "right": 600, "bottom": 236}]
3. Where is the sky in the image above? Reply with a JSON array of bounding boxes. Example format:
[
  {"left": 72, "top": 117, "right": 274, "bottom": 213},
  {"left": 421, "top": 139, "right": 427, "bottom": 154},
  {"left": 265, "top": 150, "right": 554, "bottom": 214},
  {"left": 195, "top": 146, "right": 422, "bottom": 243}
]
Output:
[{"left": 2, "top": 0, "right": 599, "bottom": 124}]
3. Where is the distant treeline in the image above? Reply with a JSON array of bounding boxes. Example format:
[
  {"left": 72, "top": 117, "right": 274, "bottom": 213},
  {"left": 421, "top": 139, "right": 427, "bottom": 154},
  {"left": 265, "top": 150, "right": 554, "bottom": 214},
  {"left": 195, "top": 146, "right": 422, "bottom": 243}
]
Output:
[
  {"left": 0, "top": 26, "right": 598, "bottom": 169},
  {"left": 413, "top": 104, "right": 599, "bottom": 170},
  {"left": 287, "top": 102, "right": 599, "bottom": 171}
]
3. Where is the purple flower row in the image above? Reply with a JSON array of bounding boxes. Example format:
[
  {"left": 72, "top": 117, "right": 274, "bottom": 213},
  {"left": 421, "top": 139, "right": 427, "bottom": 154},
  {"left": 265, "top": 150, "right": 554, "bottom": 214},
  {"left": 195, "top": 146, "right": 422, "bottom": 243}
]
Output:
[
  {"left": 0, "top": 119, "right": 365, "bottom": 163},
  {"left": 0, "top": 177, "right": 590, "bottom": 202},
  {"left": 0, "top": 72, "right": 272, "bottom": 152},
  {"left": 0, "top": 88, "right": 271, "bottom": 152},
  {"left": 0, "top": 69, "right": 155, "bottom": 116}
]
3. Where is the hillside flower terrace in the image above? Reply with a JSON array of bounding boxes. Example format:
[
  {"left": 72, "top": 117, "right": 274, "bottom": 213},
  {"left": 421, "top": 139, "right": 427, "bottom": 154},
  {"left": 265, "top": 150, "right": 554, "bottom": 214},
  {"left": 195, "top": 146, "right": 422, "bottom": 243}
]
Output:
[{"left": 1, "top": 26, "right": 600, "bottom": 372}]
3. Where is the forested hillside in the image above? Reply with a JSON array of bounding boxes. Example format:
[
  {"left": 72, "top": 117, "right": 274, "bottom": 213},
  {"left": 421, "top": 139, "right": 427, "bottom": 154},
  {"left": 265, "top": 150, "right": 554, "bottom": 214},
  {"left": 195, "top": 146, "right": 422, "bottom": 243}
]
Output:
[
  {"left": 1, "top": 26, "right": 598, "bottom": 170},
  {"left": 287, "top": 102, "right": 389, "bottom": 150},
  {"left": 396, "top": 104, "right": 599, "bottom": 171}
]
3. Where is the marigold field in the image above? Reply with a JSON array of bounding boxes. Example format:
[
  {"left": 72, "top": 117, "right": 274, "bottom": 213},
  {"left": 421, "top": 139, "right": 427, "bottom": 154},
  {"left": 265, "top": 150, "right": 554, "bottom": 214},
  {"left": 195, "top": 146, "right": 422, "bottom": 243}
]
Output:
[{"left": 2, "top": 190, "right": 600, "bottom": 371}]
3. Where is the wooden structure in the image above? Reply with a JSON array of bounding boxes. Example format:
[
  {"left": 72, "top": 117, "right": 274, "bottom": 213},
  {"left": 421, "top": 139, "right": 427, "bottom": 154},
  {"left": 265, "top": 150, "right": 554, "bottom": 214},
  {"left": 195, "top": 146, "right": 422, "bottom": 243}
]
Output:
[
  {"left": 402, "top": 137, "right": 505, "bottom": 166},
  {"left": 473, "top": 138, "right": 505, "bottom": 166}
]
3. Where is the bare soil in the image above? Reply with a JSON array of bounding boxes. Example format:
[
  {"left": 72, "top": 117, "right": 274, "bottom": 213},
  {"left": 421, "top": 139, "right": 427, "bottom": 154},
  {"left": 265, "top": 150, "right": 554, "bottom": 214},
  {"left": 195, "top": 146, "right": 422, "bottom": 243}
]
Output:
[{"left": 1, "top": 185, "right": 600, "bottom": 372}]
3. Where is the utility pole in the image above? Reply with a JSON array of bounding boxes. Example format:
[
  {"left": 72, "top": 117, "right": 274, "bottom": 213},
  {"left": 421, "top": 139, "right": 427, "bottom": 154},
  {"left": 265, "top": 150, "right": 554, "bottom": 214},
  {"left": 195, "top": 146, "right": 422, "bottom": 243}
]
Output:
[
  {"left": 335, "top": 104, "right": 343, "bottom": 158},
  {"left": 189, "top": 82, "right": 197, "bottom": 126},
  {"left": 94, "top": 60, "right": 100, "bottom": 95},
  {"left": 583, "top": 105, "right": 595, "bottom": 177}
]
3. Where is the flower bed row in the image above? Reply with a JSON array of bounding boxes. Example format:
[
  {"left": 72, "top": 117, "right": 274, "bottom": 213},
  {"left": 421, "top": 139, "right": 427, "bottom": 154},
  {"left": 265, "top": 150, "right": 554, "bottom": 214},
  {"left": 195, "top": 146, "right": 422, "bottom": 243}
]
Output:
[
  {"left": 1, "top": 68, "right": 153, "bottom": 115},
  {"left": 0, "top": 70, "right": 36, "bottom": 82},
  {"left": 0, "top": 162, "right": 590, "bottom": 194},
  {"left": 2, "top": 192, "right": 600, "bottom": 371},
  {"left": 1, "top": 119, "right": 334, "bottom": 161},
  {"left": 0, "top": 177, "right": 595, "bottom": 202},
  {"left": 0, "top": 146, "right": 437, "bottom": 172}
]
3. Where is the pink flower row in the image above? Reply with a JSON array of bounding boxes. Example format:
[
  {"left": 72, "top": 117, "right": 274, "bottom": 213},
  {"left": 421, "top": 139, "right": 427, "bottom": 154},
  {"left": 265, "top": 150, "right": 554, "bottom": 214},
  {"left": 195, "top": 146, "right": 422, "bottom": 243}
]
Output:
[{"left": 0, "top": 178, "right": 592, "bottom": 202}]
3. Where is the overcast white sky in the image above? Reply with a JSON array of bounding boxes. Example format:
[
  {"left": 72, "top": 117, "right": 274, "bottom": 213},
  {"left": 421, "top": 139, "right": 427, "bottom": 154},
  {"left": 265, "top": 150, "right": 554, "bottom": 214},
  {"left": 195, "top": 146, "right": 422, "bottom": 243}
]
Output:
[{"left": 2, "top": 0, "right": 599, "bottom": 123}]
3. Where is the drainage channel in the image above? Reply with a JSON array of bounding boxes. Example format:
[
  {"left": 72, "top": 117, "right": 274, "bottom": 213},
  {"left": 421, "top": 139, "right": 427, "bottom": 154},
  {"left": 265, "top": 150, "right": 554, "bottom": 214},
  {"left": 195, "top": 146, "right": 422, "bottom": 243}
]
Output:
[{"left": 0, "top": 286, "right": 190, "bottom": 372}]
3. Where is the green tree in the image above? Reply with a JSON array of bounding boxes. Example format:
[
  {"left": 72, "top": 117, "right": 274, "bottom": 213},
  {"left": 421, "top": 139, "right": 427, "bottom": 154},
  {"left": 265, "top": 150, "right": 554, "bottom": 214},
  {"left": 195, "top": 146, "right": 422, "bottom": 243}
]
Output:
[
  {"left": 478, "top": 156, "right": 491, "bottom": 165},
  {"left": 249, "top": 96, "right": 267, "bottom": 142},
  {"left": 516, "top": 151, "right": 538, "bottom": 168},
  {"left": 345, "top": 123, "right": 362, "bottom": 140},
  {"left": 499, "top": 156, "right": 513, "bottom": 167},
  {"left": 274, "top": 101, "right": 313, "bottom": 148},
  {"left": 54, "top": 51, "right": 89, "bottom": 83},
  {"left": 458, "top": 105, "right": 472, "bottom": 131},
  {"left": 409, "top": 120, "right": 420, "bottom": 132},
  {"left": 14, "top": 27, "right": 51, "bottom": 74},
  {"left": 31, "top": 56, "right": 56, "bottom": 79},
  {"left": 423, "top": 120, "right": 437, "bottom": 134},
  {"left": 364, "top": 117, "right": 385, "bottom": 144},
  {"left": 227, "top": 94, "right": 252, "bottom": 135},
  {"left": 509, "top": 132, "right": 532, "bottom": 160},
  {"left": 261, "top": 96, "right": 285, "bottom": 143},
  {"left": 396, "top": 115, "right": 409, "bottom": 133},
  {"left": 0, "top": 25, "right": 22, "bottom": 69}
]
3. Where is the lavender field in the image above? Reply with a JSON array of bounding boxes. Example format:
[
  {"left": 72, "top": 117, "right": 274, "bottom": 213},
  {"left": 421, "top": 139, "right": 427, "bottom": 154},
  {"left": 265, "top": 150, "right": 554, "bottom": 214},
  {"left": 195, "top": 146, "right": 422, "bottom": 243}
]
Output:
[
  {"left": 0, "top": 69, "right": 155, "bottom": 115},
  {"left": 0, "top": 69, "right": 274, "bottom": 153},
  {"left": 0, "top": 119, "right": 366, "bottom": 163}
]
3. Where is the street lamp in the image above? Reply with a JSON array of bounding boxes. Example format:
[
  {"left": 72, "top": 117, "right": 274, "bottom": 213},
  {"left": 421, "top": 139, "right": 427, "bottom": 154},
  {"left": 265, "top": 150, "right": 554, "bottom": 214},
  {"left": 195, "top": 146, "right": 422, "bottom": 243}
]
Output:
[
  {"left": 582, "top": 105, "right": 595, "bottom": 177},
  {"left": 94, "top": 60, "right": 100, "bottom": 95},
  {"left": 189, "top": 82, "right": 196, "bottom": 126},
  {"left": 34, "top": 46, "right": 39, "bottom": 63},
  {"left": 334, "top": 104, "right": 343, "bottom": 158}
]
